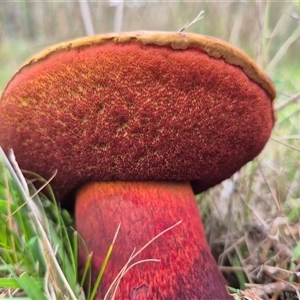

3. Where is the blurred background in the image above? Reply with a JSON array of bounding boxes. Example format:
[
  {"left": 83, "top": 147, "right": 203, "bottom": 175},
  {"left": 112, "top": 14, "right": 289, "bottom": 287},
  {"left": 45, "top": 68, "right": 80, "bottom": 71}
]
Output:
[
  {"left": 0, "top": 1, "right": 299, "bottom": 92},
  {"left": 1, "top": 1, "right": 300, "bottom": 298}
]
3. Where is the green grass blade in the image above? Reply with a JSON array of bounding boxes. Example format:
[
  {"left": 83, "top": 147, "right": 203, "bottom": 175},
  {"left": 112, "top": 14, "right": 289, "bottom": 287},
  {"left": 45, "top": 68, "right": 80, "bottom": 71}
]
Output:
[
  {"left": 0, "top": 277, "right": 21, "bottom": 288},
  {"left": 89, "top": 223, "right": 120, "bottom": 300},
  {"left": 18, "top": 272, "right": 47, "bottom": 300}
]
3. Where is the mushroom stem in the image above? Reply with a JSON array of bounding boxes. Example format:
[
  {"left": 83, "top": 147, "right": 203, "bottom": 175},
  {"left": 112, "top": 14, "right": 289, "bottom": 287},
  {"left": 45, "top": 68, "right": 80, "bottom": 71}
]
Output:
[{"left": 75, "top": 181, "right": 231, "bottom": 299}]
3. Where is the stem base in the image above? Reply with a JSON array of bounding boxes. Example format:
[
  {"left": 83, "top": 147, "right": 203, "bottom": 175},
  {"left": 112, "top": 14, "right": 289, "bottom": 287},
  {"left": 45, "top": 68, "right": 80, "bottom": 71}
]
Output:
[{"left": 76, "top": 181, "right": 231, "bottom": 299}]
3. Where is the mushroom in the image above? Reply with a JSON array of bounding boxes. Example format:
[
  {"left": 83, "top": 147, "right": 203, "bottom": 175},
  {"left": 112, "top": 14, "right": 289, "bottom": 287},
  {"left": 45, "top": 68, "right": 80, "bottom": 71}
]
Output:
[{"left": 0, "top": 32, "right": 276, "bottom": 299}]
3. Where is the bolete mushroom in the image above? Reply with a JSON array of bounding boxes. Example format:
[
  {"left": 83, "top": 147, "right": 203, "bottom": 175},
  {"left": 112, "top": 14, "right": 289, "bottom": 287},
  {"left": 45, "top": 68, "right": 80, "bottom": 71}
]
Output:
[{"left": 0, "top": 32, "right": 276, "bottom": 299}]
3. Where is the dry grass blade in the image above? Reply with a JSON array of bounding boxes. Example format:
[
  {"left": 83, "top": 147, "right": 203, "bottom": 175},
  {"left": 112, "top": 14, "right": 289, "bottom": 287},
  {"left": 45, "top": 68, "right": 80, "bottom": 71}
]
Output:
[
  {"left": 2, "top": 152, "right": 17, "bottom": 263},
  {"left": 254, "top": 1, "right": 267, "bottom": 67},
  {"left": 104, "top": 248, "right": 135, "bottom": 300},
  {"left": 275, "top": 92, "right": 300, "bottom": 111},
  {"left": 275, "top": 135, "right": 300, "bottom": 141},
  {"left": 104, "top": 220, "right": 182, "bottom": 300},
  {"left": 245, "top": 282, "right": 300, "bottom": 298},
  {"left": 229, "top": 287, "right": 264, "bottom": 300},
  {"left": 266, "top": 22, "right": 300, "bottom": 73},
  {"left": 271, "top": 137, "right": 300, "bottom": 152}
]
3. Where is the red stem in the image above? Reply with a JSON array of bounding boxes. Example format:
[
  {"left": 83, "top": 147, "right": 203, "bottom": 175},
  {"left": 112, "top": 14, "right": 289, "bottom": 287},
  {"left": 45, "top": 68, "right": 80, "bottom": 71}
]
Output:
[{"left": 76, "top": 181, "right": 232, "bottom": 299}]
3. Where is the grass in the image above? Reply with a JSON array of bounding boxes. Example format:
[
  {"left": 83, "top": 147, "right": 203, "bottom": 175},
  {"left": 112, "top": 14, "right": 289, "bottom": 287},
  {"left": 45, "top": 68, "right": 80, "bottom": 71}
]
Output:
[
  {"left": 197, "top": 9, "right": 300, "bottom": 297},
  {"left": 0, "top": 149, "right": 184, "bottom": 299},
  {"left": 0, "top": 147, "right": 82, "bottom": 299},
  {"left": 200, "top": 75, "right": 300, "bottom": 296},
  {"left": 199, "top": 96, "right": 300, "bottom": 299}
]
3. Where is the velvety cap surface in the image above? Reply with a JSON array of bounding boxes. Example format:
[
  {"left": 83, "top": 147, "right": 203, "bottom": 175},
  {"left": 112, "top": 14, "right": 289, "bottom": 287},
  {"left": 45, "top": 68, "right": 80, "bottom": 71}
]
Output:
[{"left": 0, "top": 32, "right": 276, "bottom": 201}]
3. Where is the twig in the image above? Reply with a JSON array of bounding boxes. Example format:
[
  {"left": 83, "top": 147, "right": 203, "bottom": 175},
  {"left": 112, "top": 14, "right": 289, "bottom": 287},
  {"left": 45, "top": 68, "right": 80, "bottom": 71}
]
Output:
[{"left": 179, "top": 10, "right": 205, "bottom": 32}]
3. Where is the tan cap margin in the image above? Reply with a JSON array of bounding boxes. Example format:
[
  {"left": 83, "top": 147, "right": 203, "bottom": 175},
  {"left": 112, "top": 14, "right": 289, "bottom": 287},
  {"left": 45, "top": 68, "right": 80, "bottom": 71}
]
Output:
[{"left": 6, "top": 31, "right": 276, "bottom": 99}]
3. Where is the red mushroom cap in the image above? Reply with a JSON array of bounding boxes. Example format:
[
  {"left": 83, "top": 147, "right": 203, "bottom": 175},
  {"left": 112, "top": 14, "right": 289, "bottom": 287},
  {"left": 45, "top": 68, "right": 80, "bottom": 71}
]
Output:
[{"left": 0, "top": 31, "right": 276, "bottom": 201}]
